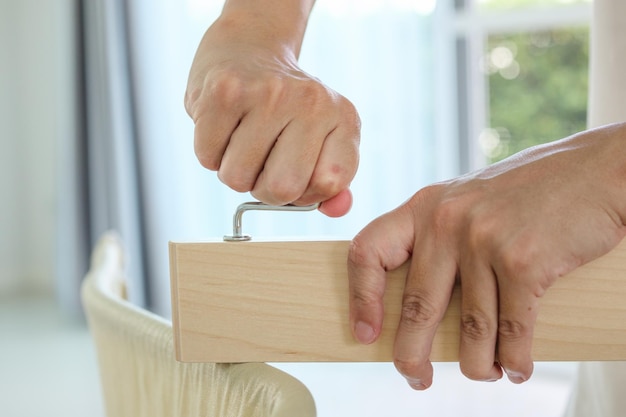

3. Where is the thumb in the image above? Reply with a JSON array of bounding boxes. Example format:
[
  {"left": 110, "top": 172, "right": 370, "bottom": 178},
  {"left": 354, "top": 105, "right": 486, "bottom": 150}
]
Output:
[
  {"left": 347, "top": 204, "right": 415, "bottom": 344},
  {"left": 318, "top": 188, "right": 353, "bottom": 217}
]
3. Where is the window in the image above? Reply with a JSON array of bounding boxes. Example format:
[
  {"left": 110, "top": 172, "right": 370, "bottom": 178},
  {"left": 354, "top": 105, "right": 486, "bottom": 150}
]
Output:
[
  {"left": 454, "top": 0, "right": 592, "bottom": 168},
  {"left": 484, "top": 26, "right": 589, "bottom": 162},
  {"left": 124, "top": 2, "right": 586, "bottom": 415}
]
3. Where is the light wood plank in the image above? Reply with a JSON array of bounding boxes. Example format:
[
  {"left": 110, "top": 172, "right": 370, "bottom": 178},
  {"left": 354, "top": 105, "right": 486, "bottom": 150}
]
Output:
[{"left": 169, "top": 239, "right": 626, "bottom": 363}]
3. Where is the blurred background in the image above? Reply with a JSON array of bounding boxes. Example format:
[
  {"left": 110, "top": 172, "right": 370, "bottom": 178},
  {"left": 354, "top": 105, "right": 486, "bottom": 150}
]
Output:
[{"left": 1, "top": 0, "right": 591, "bottom": 415}]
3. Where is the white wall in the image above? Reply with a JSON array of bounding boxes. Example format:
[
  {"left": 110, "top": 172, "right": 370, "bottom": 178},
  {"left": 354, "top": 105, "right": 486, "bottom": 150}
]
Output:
[{"left": 0, "top": 0, "right": 76, "bottom": 296}]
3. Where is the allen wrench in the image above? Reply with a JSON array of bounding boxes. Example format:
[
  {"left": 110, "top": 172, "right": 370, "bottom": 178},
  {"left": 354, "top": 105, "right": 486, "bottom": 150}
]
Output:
[{"left": 223, "top": 201, "right": 320, "bottom": 241}]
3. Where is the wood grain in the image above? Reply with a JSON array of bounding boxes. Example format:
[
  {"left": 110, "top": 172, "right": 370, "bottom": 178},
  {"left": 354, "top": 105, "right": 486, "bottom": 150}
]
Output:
[{"left": 169, "top": 239, "right": 626, "bottom": 363}]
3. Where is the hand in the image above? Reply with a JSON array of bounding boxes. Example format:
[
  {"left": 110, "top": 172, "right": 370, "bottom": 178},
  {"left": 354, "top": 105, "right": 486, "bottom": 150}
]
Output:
[
  {"left": 348, "top": 123, "right": 626, "bottom": 389},
  {"left": 185, "top": 12, "right": 360, "bottom": 217}
]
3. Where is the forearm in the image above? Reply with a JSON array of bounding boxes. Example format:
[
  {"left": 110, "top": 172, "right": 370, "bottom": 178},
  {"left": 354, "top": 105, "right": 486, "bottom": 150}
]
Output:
[
  {"left": 584, "top": 121, "right": 626, "bottom": 226},
  {"left": 480, "top": 121, "right": 626, "bottom": 226},
  {"left": 219, "top": 0, "right": 316, "bottom": 58}
]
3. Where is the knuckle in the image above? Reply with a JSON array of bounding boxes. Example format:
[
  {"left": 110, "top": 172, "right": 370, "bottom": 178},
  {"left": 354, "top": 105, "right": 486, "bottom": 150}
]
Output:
[
  {"left": 286, "top": 81, "right": 326, "bottom": 116},
  {"left": 394, "top": 357, "right": 423, "bottom": 380},
  {"left": 400, "top": 291, "right": 440, "bottom": 330},
  {"left": 498, "top": 245, "right": 533, "bottom": 278},
  {"left": 208, "top": 71, "right": 247, "bottom": 108},
  {"left": 298, "top": 82, "right": 359, "bottom": 128},
  {"left": 217, "top": 169, "right": 253, "bottom": 193},
  {"left": 262, "top": 180, "right": 303, "bottom": 205},
  {"left": 346, "top": 240, "right": 384, "bottom": 306},
  {"left": 308, "top": 169, "right": 348, "bottom": 198},
  {"left": 498, "top": 318, "right": 529, "bottom": 342},
  {"left": 496, "top": 243, "right": 552, "bottom": 298},
  {"left": 466, "top": 211, "right": 498, "bottom": 250},
  {"left": 194, "top": 149, "right": 220, "bottom": 171},
  {"left": 184, "top": 86, "right": 201, "bottom": 117},
  {"left": 417, "top": 190, "right": 458, "bottom": 236},
  {"left": 459, "top": 363, "right": 493, "bottom": 382},
  {"left": 495, "top": 232, "right": 544, "bottom": 281},
  {"left": 194, "top": 130, "right": 224, "bottom": 171},
  {"left": 347, "top": 237, "right": 371, "bottom": 269},
  {"left": 265, "top": 74, "right": 288, "bottom": 92},
  {"left": 350, "top": 287, "right": 380, "bottom": 311},
  {"left": 261, "top": 75, "right": 291, "bottom": 108},
  {"left": 338, "top": 97, "right": 362, "bottom": 132},
  {"left": 300, "top": 79, "right": 329, "bottom": 105},
  {"left": 461, "top": 311, "right": 494, "bottom": 341}
]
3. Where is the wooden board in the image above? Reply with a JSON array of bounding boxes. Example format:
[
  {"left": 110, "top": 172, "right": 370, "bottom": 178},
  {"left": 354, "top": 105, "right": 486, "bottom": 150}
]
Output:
[{"left": 169, "top": 239, "right": 626, "bottom": 363}]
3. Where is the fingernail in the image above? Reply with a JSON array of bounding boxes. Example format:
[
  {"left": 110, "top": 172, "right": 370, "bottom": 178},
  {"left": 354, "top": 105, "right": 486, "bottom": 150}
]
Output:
[
  {"left": 354, "top": 321, "right": 376, "bottom": 344},
  {"left": 407, "top": 378, "right": 426, "bottom": 390},
  {"left": 504, "top": 369, "right": 528, "bottom": 384}
]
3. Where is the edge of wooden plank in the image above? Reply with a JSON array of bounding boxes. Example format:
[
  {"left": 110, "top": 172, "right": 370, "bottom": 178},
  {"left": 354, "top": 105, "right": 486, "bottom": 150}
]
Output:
[
  {"left": 169, "top": 241, "right": 184, "bottom": 361},
  {"left": 169, "top": 238, "right": 626, "bottom": 363}
]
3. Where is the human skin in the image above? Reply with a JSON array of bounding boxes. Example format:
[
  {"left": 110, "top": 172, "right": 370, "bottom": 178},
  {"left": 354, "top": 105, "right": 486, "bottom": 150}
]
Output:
[
  {"left": 348, "top": 122, "right": 626, "bottom": 389},
  {"left": 184, "top": 0, "right": 360, "bottom": 217},
  {"left": 187, "top": 0, "right": 626, "bottom": 390}
]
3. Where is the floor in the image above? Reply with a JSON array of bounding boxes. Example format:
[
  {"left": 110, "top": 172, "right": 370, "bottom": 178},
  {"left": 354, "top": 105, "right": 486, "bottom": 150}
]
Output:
[
  {"left": 0, "top": 295, "right": 104, "bottom": 417},
  {"left": 275, "top": 361, "right": 575, "bottom": 417},
  {"left": 0, "top": 295, "right": 576, "bottom": 417}
]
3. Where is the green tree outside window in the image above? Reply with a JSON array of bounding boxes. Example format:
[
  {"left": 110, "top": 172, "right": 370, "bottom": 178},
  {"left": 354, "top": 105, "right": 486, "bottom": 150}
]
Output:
[
  {"left": 477, "top": 0, "right": 590, "bottom": 164},
  {"left": 483, "top": 27, "right": 589, "bottom": 163}
]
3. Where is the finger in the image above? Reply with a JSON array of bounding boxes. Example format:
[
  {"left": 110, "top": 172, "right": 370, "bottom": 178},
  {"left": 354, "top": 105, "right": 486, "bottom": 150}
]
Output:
[
  {"left": 458, "top": 255, "right": 502, "bottom": 382},
  {"left": 191, "top": 78, "right": 249, "bottom": 171},
  {"left": 251, "top": 119, "right": 327, "bottom": 205},
  {"left": 217, "top": 108, "right": 287, "bottom": 192},
  {"left": 193, "top": 110, "right": 241, "bottom": 171},
  {"left": 496, "top": 275, "right": 538, "bottom": 384},
  {"left": 393, "top": 242, "right": 457, "bottom": 390},
  {"left": 347, "top": 204, "right": 416, "bottom": 345},
  {"left": 318, "top": 189, "right": 353, "bottom": 218},
  {"left": 294, "top": 110, "right": 360, "bottom": 206}
]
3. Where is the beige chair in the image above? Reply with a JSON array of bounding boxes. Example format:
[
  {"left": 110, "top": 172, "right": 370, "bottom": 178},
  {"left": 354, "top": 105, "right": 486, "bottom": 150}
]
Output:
[{"left": 81, "top": 232, "right": 316, "bottom": 417}]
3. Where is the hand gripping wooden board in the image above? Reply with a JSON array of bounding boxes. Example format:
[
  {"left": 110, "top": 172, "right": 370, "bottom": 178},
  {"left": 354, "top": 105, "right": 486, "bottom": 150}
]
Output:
[{"left": 169, "top": 238, "right": 626, "bottom": 363}]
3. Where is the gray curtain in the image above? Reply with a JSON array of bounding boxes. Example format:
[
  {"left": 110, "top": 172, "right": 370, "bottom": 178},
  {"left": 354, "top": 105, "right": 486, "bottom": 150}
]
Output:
[{"left": 57, "top": 0, "right": 148, "bottom": 313}]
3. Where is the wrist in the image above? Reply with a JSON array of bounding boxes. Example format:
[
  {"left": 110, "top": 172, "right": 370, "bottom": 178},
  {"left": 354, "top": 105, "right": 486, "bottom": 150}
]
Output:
[{"left": 219, "top": 1, "right": 314, "bottom": 59}]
